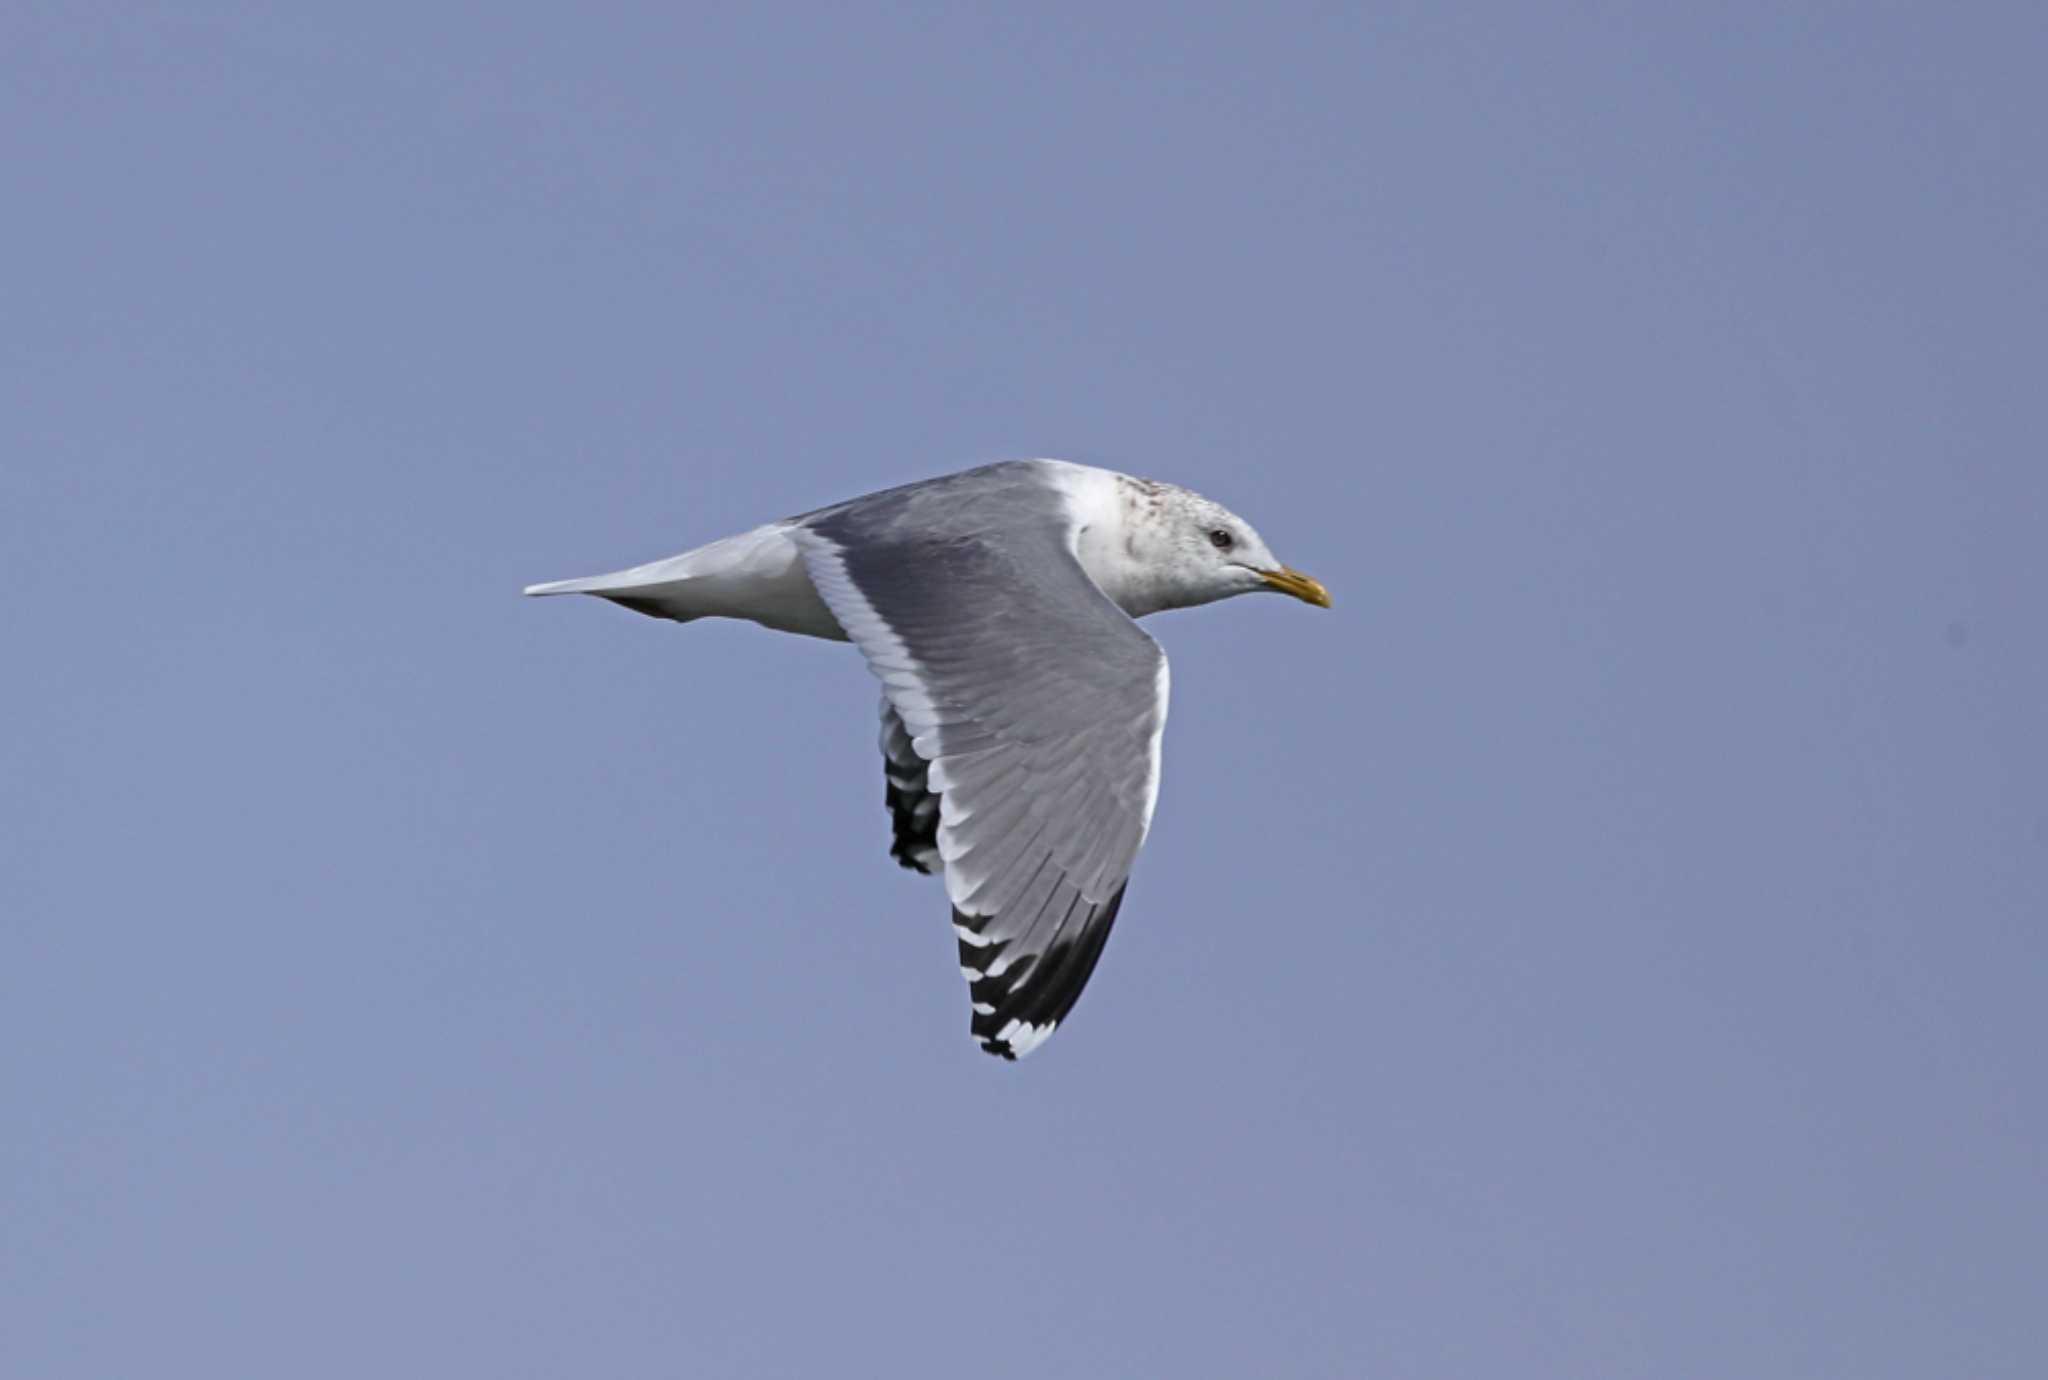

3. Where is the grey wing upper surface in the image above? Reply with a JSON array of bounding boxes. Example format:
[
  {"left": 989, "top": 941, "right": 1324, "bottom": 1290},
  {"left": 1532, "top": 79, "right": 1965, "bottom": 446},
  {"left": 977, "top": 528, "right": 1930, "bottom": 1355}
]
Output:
[{"left": 793, "top": 463, "right": 1168, "bottom": 1059}]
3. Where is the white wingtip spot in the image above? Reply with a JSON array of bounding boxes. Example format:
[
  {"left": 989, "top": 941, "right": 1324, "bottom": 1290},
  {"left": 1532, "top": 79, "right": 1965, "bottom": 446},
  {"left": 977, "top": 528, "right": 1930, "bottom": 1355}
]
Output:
[{"left": 995, "top": 1018, "right": 1057, "bottom": 1058}]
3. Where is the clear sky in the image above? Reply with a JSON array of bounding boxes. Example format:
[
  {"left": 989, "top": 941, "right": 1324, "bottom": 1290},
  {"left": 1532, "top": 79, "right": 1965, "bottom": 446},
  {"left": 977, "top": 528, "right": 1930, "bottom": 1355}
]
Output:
[{"left": 4, "top": 4, "right": 2043, "bottom": 1376}]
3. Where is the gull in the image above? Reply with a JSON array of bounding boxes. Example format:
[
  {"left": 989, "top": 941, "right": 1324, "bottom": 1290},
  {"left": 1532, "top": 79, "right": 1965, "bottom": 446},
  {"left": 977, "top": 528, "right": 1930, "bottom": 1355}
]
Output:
[{"left": 527, "top": 459, "right": 1330, "bottom": 1059}]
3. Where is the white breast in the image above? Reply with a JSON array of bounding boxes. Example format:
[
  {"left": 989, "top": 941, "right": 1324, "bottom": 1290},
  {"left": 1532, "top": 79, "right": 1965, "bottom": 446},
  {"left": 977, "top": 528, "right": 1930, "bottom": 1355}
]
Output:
[{"left": 1043, "top": 461, "right": 1181, "bottom": 619}]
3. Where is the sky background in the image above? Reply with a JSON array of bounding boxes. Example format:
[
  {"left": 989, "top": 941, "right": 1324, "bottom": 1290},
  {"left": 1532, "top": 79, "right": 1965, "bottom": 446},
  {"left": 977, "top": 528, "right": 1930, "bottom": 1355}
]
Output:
[{"left": 4, "top": 4, "right": 2044, "bottom": 1376}]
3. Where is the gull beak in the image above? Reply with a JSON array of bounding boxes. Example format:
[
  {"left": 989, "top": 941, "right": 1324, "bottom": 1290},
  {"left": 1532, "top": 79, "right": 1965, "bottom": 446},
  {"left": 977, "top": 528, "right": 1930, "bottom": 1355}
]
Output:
[{"left": 1257, "top": 566, "right": 1333, "bottom": 608}]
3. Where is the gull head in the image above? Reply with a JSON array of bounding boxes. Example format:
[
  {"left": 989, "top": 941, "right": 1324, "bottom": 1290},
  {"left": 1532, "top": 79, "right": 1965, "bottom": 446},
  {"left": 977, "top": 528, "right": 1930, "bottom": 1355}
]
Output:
[{"left": 1094, "top": 474, "right": 1332, "bottom": 618}]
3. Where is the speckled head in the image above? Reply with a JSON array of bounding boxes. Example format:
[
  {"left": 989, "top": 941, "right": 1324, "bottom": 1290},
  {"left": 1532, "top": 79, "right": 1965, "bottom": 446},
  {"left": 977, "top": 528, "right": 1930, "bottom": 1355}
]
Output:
[{"left": 1059, "top": 463, "right": 1331, "bottom": 618}]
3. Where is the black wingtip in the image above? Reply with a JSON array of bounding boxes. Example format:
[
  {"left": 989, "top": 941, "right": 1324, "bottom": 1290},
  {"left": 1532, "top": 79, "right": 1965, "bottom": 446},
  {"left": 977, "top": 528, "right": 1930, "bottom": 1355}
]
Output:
[
  {"left": 957, "top": 882, "right": 1130, "bottom": 1060},
  {"left": 880, "top": 709, "right": 942, "bottom": 874}
]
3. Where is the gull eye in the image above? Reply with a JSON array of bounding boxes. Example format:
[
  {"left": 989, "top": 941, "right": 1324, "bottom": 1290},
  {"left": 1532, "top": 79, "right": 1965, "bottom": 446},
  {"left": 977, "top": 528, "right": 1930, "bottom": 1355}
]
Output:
[{"left": 1208, "top": 528, "right": 1235, "bottom": 551}]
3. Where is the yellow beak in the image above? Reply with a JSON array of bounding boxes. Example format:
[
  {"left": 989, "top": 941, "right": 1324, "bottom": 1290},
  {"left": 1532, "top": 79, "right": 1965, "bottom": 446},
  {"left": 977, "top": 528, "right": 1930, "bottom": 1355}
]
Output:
[{"left": 1257, "top": 566, "right": 1333, "bottom": 608}]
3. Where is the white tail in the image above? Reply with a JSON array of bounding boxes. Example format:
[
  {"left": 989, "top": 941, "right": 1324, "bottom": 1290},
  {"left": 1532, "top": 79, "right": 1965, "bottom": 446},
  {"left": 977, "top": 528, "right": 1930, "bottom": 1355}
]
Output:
[{"left": 523, "top": 521, "right": 847, "bottom": 639}]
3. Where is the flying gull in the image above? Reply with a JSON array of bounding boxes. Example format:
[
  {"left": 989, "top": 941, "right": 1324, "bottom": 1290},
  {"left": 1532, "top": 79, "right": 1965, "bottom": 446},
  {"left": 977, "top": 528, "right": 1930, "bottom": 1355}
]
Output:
[{"left": 526, "top": 459, "right": 1330, "bottom": 1059}]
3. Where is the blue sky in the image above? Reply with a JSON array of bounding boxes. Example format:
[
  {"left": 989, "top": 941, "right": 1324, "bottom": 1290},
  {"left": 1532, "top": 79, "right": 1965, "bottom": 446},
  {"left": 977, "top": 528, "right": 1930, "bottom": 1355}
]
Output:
[{"left": 4, "top": 4, "right": 2043, "bottom": 1376}]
